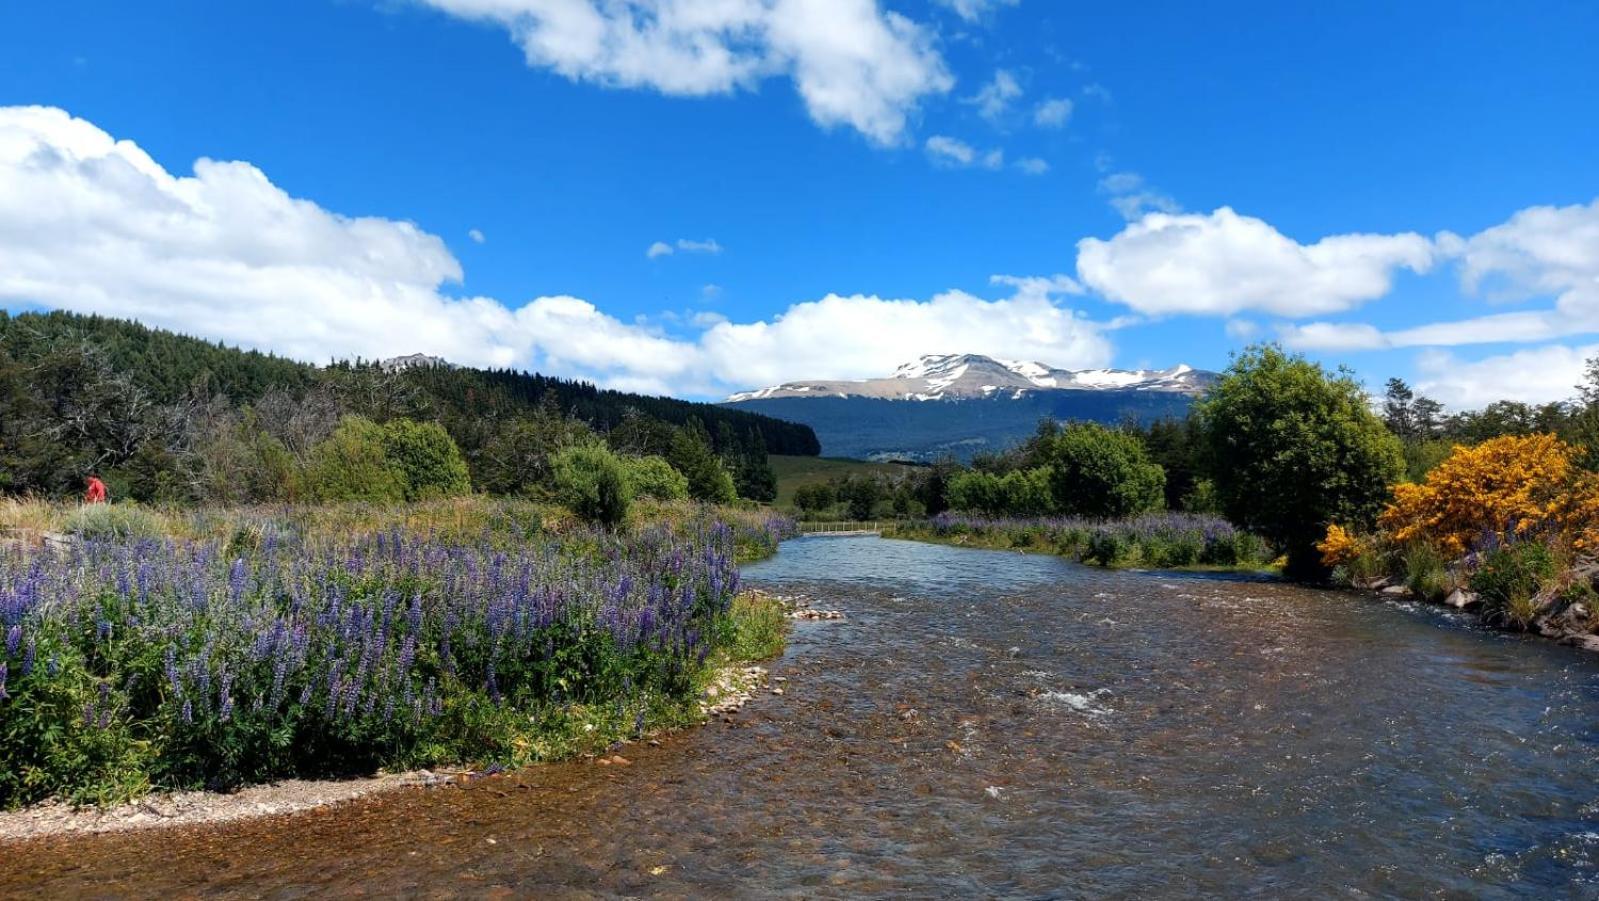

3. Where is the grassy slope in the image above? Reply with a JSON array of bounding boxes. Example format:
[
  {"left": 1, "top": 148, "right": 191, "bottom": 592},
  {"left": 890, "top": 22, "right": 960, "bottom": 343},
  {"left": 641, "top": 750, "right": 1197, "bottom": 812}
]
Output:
[{"left": 768, "top": 455, "right": 917, "bottom": 507}]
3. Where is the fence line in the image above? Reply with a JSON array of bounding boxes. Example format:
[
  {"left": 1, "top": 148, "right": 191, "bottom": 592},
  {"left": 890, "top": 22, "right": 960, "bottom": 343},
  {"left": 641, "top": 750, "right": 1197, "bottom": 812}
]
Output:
[{"left": 796, "top": 520, "right": 933, "bottom": 535}]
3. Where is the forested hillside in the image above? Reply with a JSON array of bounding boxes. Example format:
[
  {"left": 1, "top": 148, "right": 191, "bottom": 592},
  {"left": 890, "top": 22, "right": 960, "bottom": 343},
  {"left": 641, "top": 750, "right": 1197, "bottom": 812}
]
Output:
[{"left": 0, "top": 310, "right": 817, "bottom": 503}]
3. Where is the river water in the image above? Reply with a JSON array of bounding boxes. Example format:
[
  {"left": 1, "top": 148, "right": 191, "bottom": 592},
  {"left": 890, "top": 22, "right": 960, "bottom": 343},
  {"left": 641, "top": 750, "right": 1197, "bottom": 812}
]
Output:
[{"left": 5, "top": 536, "right": 1599, "bottom": 898}]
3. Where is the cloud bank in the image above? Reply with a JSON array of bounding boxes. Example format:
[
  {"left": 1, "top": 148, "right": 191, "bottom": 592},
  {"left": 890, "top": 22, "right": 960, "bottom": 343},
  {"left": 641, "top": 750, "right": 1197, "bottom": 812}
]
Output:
[
  {"left": 1077, "top": 207, "right": 1435, "bottom": 317},
  {"left": 411, "top": 0, "right": 954, "bottom": 145},
  {"left": 0, "top": 106, "right": 1110, "bottom": 398}
]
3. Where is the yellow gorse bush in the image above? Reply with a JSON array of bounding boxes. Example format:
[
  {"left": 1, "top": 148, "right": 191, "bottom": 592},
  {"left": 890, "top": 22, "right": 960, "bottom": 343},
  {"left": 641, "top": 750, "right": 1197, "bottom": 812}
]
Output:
[
  {"left": 1376, "top": 434, "right": 1584, "bottom": 556},
  {"left": 1316, "top": 523, "right": 1362, "bottom": 568}
]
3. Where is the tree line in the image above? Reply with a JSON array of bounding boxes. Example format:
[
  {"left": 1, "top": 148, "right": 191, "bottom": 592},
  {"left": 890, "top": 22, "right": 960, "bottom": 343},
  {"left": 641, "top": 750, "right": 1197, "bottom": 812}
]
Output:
[
  {"left": 794, "top": 346, "right": 1599, "bottom": 581},
  {"left": 0, "top": 310, "right": 819, "bottom": 506}
]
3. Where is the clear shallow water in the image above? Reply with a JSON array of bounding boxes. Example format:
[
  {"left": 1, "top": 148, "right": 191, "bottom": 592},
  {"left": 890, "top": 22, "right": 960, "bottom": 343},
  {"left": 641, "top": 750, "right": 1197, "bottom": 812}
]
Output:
[{"left": 5, "top": 536, "right": 1599, "bottom": 898}]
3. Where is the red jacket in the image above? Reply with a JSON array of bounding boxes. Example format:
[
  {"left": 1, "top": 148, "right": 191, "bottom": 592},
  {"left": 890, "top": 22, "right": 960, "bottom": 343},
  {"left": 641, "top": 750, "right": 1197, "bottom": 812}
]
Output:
[{"left": 85, "top": 477, "right": 107, "bottom": 504}]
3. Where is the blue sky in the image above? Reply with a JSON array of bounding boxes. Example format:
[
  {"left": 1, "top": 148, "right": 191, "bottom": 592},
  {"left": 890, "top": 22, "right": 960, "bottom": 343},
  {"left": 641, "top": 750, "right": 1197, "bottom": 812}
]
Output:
[{"left": 1, "top": 0, "right": 1597, "bottom": 405}]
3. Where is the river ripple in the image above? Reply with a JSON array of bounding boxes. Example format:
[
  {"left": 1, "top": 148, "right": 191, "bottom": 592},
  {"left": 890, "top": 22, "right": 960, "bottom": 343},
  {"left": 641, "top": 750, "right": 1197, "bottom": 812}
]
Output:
[{"left": 4, "top": 535, "right": 1599, "bottom": 898}]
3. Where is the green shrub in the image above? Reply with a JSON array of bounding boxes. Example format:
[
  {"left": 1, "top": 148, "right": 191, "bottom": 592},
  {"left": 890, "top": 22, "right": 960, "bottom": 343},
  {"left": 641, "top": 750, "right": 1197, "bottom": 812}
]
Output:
[
  {"left": 1470, "top": 541, "right": 1559, "bottom": 630},
  {"left": 300, "top": 417, "right": 408, "bottom": 504},
  {"left": 623, "top": 455, "right": 689, "bottom": 501},
  {"left": 552, "top": 444, "right": 634, "bottom": 527},
  {"left": 717, "top": 592, "right": 790, "bottom": 662},
  {"left": 1045, "top": 423, "right": 1166, "bottom": 518},
  {"left": 379, "top": 419, "right": 472, "bottom": 501},
  {"left": 1402, "top": 543, "right": 1452, "bottom": 602},
  {"left": 1083, "top": 530, "right": 1129, "bottom": 566},
  {"left": 63, "top": 503, "right": 166, "bottom": 541}
]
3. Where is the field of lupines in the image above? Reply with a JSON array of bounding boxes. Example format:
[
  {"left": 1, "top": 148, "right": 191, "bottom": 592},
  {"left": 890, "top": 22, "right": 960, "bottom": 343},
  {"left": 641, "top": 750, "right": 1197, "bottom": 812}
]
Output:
[
  {"left": 901, "top": 512, "right": 1275, "bottom": 570},
  {"left": 0, "top": 509, "right": 796, "bottom": 809}
]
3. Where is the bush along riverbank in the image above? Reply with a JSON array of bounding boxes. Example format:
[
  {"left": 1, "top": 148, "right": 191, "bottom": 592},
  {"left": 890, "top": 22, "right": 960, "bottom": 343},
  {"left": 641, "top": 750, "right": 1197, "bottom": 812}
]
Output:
[
  {"left": 0, "top": 510, "right": 794, "bottom": 810},
  {"left": 1319, "top": 434, "right": 1599, "bottom": 651},
  {"left": 893, "top": 512, "right": 1276, "bottom": 571}
]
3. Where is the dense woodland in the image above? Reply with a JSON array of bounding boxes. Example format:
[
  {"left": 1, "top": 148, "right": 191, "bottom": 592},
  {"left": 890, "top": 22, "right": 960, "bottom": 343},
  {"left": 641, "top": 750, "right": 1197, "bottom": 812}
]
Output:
[{"left": 0, "top": 310, "right": 818, "bottom": 505}]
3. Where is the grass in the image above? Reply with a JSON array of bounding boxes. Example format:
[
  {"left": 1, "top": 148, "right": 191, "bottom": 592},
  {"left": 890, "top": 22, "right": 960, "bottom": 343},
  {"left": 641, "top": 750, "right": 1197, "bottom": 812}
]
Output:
[
  {"left": 891, "top": 513, "right": 1277, "bottom": 573},
  {"left": 768, "top": 455, "right": 918, "bottom": 508}
]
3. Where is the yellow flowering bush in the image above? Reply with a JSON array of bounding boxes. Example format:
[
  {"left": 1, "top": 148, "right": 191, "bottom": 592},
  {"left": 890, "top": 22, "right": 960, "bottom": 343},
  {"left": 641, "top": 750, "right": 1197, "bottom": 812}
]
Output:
[
  {"left": 1377, "top": 434, "right": 1573, "bottom": 556},
  {"left": 1317, "top": 523, "right": 1362, "bottom": 568},
  {"left": 1551, "top": 471, "right": 1599, "bottom": 551}
]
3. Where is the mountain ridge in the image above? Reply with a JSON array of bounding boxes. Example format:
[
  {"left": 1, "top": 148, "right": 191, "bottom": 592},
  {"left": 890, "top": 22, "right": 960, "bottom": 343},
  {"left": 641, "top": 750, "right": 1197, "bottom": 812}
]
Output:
[
  {"left": 722, "top": 353, "right": 1215, "bottom": 461},
  {"left": 726, "top": 353, "right": 1217, "bottom": 403}
]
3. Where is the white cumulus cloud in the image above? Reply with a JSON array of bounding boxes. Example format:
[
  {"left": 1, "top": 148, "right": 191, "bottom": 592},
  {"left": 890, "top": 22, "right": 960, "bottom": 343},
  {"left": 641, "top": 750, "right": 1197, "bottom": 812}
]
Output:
[
  {"left": 925, "top": 134, "right": 1003, "bottom": 170},
  {"left": 1414, "top": 343, "right": 1599, "bottom": 408},
  {"left": 1277, "top": 197, "right": 1599, "bottom": 352},
  {"left": 412, "top": 0, "right": 953, "bottom": 145},
  {"left": 0, "top": 105, "right": 1111, "bottom": 398},
  {"left": 1032, "top": 97, "right": 1072, "bottom": 128},
  {"left": 966, "top": 69, "right": 1022, "bottom": 122},
  {"left": 1076, "top": 207, "right": 1436, "bottom": 318}
]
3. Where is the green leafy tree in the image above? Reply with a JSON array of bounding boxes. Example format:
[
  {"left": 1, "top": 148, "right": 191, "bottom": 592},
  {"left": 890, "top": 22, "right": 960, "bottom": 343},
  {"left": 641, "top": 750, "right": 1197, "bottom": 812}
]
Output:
[
  {"left": 379, "top": 419, "right": 472, "bottom": 500},
  {"left": 668, "top": 420, "right": 738, "bottom": 503},
  {"left": 301, "top": 416, "right": 407, "bottom": 503},
  {"left": 834, "top": 475, "right": 882, "bottom": 520},
  {"left": 1043, "top": 422, "right": 1165, "bottom": 517},
  {"left": 476, "top": 409, "right": 593, "bottom": 497},
  {"left": 623, "top": 455, "right": 689, "bottom": 500},
  {"left": 793, "top": 482, "right": 836, "bottom": 515},
  {"left": 1196, "top": 345, "right": 1403, "bottom": 580},
  {"left": 552, "top": 443, "right": 634, "bottom": 526},
  {"left": 947, "top": 467, "right": 1054, "bottom": 515}
]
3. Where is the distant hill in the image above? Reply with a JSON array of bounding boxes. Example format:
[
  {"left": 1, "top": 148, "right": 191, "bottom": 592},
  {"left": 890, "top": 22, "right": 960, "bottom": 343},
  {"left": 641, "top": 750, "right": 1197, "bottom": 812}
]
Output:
[
  {"left": 0, "top": 310, "right": 818, "bottom": 499},
  {"left": 724, "top": 354, "right": 1213, "bottom": 461}
]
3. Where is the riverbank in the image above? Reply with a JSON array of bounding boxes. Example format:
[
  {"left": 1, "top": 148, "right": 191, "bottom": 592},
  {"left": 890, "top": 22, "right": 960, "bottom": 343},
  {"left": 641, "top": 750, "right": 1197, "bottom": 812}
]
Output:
[
  {"left": 0, "top": 652, "right": 783, "bottom": 842},
  {"left": 0, "top": 501, "right": 795, "bottom": 814},
  {"left": 889, "top": 513, "right": 1277, "bottom": 574}
]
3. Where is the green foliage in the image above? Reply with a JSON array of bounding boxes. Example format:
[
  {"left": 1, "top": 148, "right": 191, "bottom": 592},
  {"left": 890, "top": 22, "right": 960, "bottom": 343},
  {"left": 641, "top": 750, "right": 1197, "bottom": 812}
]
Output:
[
  {"left": 552, "top": 444, "right": 634, "bottom": 526},
  {"left": 716, "top": 593, "right": 790, "bottom": 662},
  {"left": 623, "top": 455, "right": 689, "bottom": 501},
  {"left": 1401, "top": 542, "right": 1452, "bottom": 602},
  {"left": 792, "top": 482, "right": 836, "bottom": 514},
  {"left": 1132, "top": 416, "right": 1205, "bottom": 509},
  {"left": 668, "top": 421, "right": 738, "bottom": 503},
  {"left": 378, "top": 419, "right": 472, "bottom": 501},
  {"left": 1471, "top": 541, "right": 1559, "bottom": 630},
  {"left": 1044, "top": 422, "right": 1166, "bottom": 518},
  {"left": 0, "top": 644, "right": 155, "bottom": 807},
  {"left": 474, "top": 406, "right": 593, "bottom": 497},
  {"left": 1402, "top": 439, "right": 1456, "bottom": 484},
  {"left": 947, "top": 467, "right": 1054, "bottom": 515},
  {"left": 835, "top": 475, "right": 882, "bottom": 520},
  {"left": 300, "top": 417, "right": 408, "bottom": 504},
  {"left": 0, "top": 310, "right": 819, "bottom": 506},
  {"left": 1197, "top": 345, "right": 1404, "bottom": 581}
]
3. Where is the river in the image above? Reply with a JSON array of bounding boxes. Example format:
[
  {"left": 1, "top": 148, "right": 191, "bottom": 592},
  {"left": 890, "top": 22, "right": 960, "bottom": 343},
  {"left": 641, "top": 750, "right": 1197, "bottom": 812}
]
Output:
[{"left": 4, "top": 535, "right": 1599, "bottom": 898}]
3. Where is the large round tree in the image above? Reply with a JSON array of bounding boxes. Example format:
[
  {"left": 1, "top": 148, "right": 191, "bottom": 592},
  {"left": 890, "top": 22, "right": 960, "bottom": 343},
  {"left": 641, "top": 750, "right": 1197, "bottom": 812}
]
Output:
[
  {"left": 1196, "top": 345, "right": 1403, "bottom": 580},
  {"left": 1045, "top": 422, "right": 1166, "bottom": 518}
]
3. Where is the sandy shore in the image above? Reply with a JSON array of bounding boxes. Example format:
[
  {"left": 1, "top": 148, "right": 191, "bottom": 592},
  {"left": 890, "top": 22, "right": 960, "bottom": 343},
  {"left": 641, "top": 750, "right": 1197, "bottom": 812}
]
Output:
[{"left": 0, "top": 770, "right": 450, "bottom": 842}]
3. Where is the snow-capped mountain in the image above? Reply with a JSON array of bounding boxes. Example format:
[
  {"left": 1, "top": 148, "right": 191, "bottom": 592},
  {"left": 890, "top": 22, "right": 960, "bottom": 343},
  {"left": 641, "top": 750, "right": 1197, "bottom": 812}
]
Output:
[
  {"left": 726, "top": 354, "right": 1215, "bottom": 403},
  {"left": 723, "top": 354, "right": 1216, "bottom": 461}
]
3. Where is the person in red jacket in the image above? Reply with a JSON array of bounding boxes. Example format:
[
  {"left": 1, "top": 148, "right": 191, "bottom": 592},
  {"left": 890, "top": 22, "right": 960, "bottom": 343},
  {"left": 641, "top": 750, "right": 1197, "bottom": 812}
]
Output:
[{"left": 84, "top": 475, "right": 108, "bottom": 505}]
